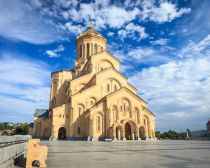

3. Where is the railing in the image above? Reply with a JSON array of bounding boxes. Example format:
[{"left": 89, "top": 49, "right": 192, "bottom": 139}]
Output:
[{"left": 0, "top": 135, "right": 31, "bottom": 168}]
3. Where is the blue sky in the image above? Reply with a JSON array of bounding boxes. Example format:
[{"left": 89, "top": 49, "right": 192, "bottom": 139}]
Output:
[{"left": 0, "top": 0, "right": 210, "bottom": 132}]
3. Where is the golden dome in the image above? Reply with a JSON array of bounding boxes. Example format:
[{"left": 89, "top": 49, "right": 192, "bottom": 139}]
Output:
[{"left": 76, "top": 27, "right": 107, "bottom": 42}]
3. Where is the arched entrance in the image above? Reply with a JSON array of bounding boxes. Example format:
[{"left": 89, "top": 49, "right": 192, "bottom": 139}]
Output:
[
  {"left": 139, "top": 126, "right": 146, "bottom": 140},
  {"left": 58, "top": 127, "right": 66, "bottom": 140},
  {"left": 125, "top": 123, "right": 132, "bottom": 140}
]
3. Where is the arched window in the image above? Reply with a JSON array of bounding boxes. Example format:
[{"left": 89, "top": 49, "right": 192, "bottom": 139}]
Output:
[
  {"left": 78, "top": 127, "right": 80, "bottom": 135},
  {"left": 107, "top": 84, "right": 110, "bottom": 92},
  {"left": 101, "top": 47, "right": 103, "bottom": 51},
  {"left": 114, "top": 85, "right": 117, "bottom": 91},
  {"left": 79, "top": 45, "right": 82, "bottom": 58},
  {"left": 144, "top": 119, "right": 146, "bottom": 125},
  {"left": 79, "top": 107, "right": 81, "bottom": 116},
  {"left": 120, "top": 98, "right": 130, "bottom": 111},
  {"left": 94, "top": 44, "right": 97, "bottom": 54},
  {"left": 87, "top": 43, "right": 90, "bottom": 57},
  {"left": 97, "top": 116, "right": 101, "bottom": 131}
]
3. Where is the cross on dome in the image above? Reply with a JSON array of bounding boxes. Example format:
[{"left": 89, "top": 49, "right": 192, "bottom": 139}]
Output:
[{"left": 90, "top": 21, "right": 95, "bottom": 28}]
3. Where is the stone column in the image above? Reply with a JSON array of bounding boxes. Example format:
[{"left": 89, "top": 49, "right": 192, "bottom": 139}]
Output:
[
  {"left": 122, "top": 130, "right": 126, "bottom": 141},
  {"left": 118, "top": 128, "right": 121, "bottom": 140},
  {"left": 132, "top": 133, "right": 135, "bottom": 140}
]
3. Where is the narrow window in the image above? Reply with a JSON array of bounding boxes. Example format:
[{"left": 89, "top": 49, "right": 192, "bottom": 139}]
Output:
[
  {"left": 107, "top": 84, "right": 110, "bottom": 92},
  {"left": 78, "top": 127, "right": 80, "bottom": 135},
  {"left": 114, "top": 85, "right": 117, "bottom": 91},
  {"left": 97, "top": 116, "right": 100, "bottom": 131},
  {"left": 94, "top": 44, "right": 97, "bottom": 54},
  {"left": 101, "top": 47, "right": 103, "bottom": 51},
  {"left": 144, "top": 119, "right": 146, "bottom": 125},
  {"left": 78, "top": 107, "right": 82, "bottom": 116},
  {"left": 123, "top": 104, "right": 126, "bottom": 111},
  {"left": 87, "top": 43, "right": 90, "bottom": 57},
  {"left": 79, "top": 45, "right": 82, "bottom": 58}
]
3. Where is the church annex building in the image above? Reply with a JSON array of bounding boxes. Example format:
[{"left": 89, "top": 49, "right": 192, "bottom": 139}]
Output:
[{"left": 30, "top": 27, "right": 156, "bottom": 141}]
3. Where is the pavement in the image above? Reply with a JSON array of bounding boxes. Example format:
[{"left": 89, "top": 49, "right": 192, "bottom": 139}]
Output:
[{"left": 42, "top": 140, "right": 210, "bottom": 168}]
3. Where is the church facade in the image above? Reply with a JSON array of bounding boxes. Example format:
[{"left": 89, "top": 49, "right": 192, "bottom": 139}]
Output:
[{"left": 30, "top": 27, "right": 156, "bottom": 141}]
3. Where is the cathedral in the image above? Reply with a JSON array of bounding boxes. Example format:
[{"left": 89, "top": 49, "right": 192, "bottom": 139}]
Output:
[{"left": 30, "top": 26, "right": 156, "bottom": 141}]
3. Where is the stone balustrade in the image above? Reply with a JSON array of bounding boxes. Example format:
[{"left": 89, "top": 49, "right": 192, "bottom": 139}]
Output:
[{"left": 0, "top": 135, "right": 31, "bottom": 168}]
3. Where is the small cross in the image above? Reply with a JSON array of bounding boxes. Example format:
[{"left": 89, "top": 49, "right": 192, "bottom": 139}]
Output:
[{"left": 90, "top": 21, "right": 95, "bottom": 28}]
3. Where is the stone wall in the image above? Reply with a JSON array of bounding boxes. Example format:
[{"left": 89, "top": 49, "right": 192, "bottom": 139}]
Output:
[{"left": 0, "top": 135, "right": 31, "bottom": 168}]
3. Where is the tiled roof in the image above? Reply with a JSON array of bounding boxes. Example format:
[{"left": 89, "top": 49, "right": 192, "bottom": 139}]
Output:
[{"left": 34, "top": 109, "right": 49, "bottom": 117}]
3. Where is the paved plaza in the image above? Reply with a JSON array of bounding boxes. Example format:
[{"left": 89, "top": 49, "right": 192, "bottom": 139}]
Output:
[{"left": 42, "top": 140, "right": 210, "bottom": 168}]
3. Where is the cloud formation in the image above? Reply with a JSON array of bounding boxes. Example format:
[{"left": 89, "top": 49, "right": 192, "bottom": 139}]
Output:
[
  {"left": 46, "top": 45, "right": 65, "bottom": 57},
  {"left": 0, "top": 0, "right": 61, "bottom": 44},
  {"left": 129, "top": 35, "right": 210, "bottom": 131},
  {"left": 0, "top": 53, "right": 50, "bottom": 122}
]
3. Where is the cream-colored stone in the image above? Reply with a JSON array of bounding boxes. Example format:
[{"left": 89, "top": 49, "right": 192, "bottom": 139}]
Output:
[
  {"left": 26, "top": 139, "right": 48, "bottom": 168},
  {"left": 31, "top": 27, "right": 156, "bottom": 141}
]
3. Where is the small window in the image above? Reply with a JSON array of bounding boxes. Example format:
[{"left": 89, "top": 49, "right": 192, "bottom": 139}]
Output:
[
  {"left": 87, "top": 43, "right": 90, "bottom": 57},
  {"left": 107, "top": 84, "right": 110, "bottom": 92},
  {"left": 78, "top": 127, "right": 80, "bottom": 135},
  {"left": 94, "top": 44, "right": 97, "bottom": 54},
  {"left": 114, "top": 85, "right": 117, "bottom": 91},
  {"left": 101, "top": 47, "right": 103, "bottom": 51},
  {"left": 144, "top": 119, "right": 146, "bottom": 125},
  {"left": 79, "top": 45, "right": 82, "bottom": 58},
  {"left": 97, "top": 116, "right": 100, "bottom": 131}
]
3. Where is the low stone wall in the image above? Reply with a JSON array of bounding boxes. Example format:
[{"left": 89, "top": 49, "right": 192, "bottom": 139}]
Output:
[{"left": 0, "top": 135, "right": 31, "bottom": 168}]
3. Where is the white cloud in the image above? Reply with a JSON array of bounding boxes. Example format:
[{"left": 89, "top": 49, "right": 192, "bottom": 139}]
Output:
[
  {"left": 0, "top": 53, "right": 50, "bottom": 122},
  {"left": 118, "top": 23, "right": 148, "bottom": 41},
  {"left": 46, "top": 45, "right": 65, "bottom": 58},
  {"left": 151, "top": 38, "right": 170, "bottom": 45},
  {"left": 68, "top": 3, "right": 140, "bottom": 29},
  {"left": 112, "top": 46, "right": 172, "bottom": 66},
  {"left": 107, "top": 32, "right": 115, "bottom": 37},
  {"left": 179, "top": 34, "right": 210, "bottom": 58},
  {"left": 140, "top": 1, "right": 191, "bottom": 23},
  {"left": 128, "top": 35, "right": 210, "bottom": 132},
  {"left": 59, "top": 22, "right": 85, "bottom": 35},
  {"left": 0, "top": 0, "right": 61, "bottom": 44}
]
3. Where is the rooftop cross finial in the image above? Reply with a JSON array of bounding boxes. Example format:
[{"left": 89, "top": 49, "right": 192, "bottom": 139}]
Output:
[{"left": 90, "top": 21, "right": 95, "bottom": 29}]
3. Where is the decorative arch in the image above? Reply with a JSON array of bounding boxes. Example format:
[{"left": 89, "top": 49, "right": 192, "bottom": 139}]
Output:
[
  {"left": 97, "top": 59, "right": 113, "bottom": 72},
  {"left": 92, "top": 111, "right": 104, "bottom": 136},
  {"left": 58, "top": 127, "right": 66, "bottom": 140},
  {"left": 76, "top": 104, "right": 85, "bottom": 117},
  {"left": 102, "top": 78, "right": 122, "bottom": 95},
  {"left": 142, "top": 115, "right": 151, "bottom": 138},
  {"left": 113, "top": 123, "right": 123, "bottom": 140},
  {"left": 133, "top": 107, "right": 140, "bottom": 123},
  {"left": 118, "top": 97, "right": 131, "bottom": 112},
  {"left": 86, "top": 97, "right": 97, "bottom": 108},
  {"left": 111, "top": 105, "right": 118, "bottom": 124},
  {"left": 121, "top": 119, "right": 138, "bottom": 140},
  {"left": 75, "top": 83, "right": 86, "bottom": 92},
  {"left": 139, "top": 126, "right": 146, "bottom": 140}
]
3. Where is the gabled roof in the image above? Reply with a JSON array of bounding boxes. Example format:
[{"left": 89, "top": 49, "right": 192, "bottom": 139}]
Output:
[
  {"left": 206, "top": 120, "right": 210, "bottom": 126},
  {"left": 82, "top": 87, "right": 155, "bottom": 116},
  {"left": 34, "top": 109, "right": 49, "bottom": 117},
  {"left": 105, "top": 87, "right": 148, "bottom": 105},
  {"left": 91, "top": 50, "right": 120, "bottom": 63}
]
